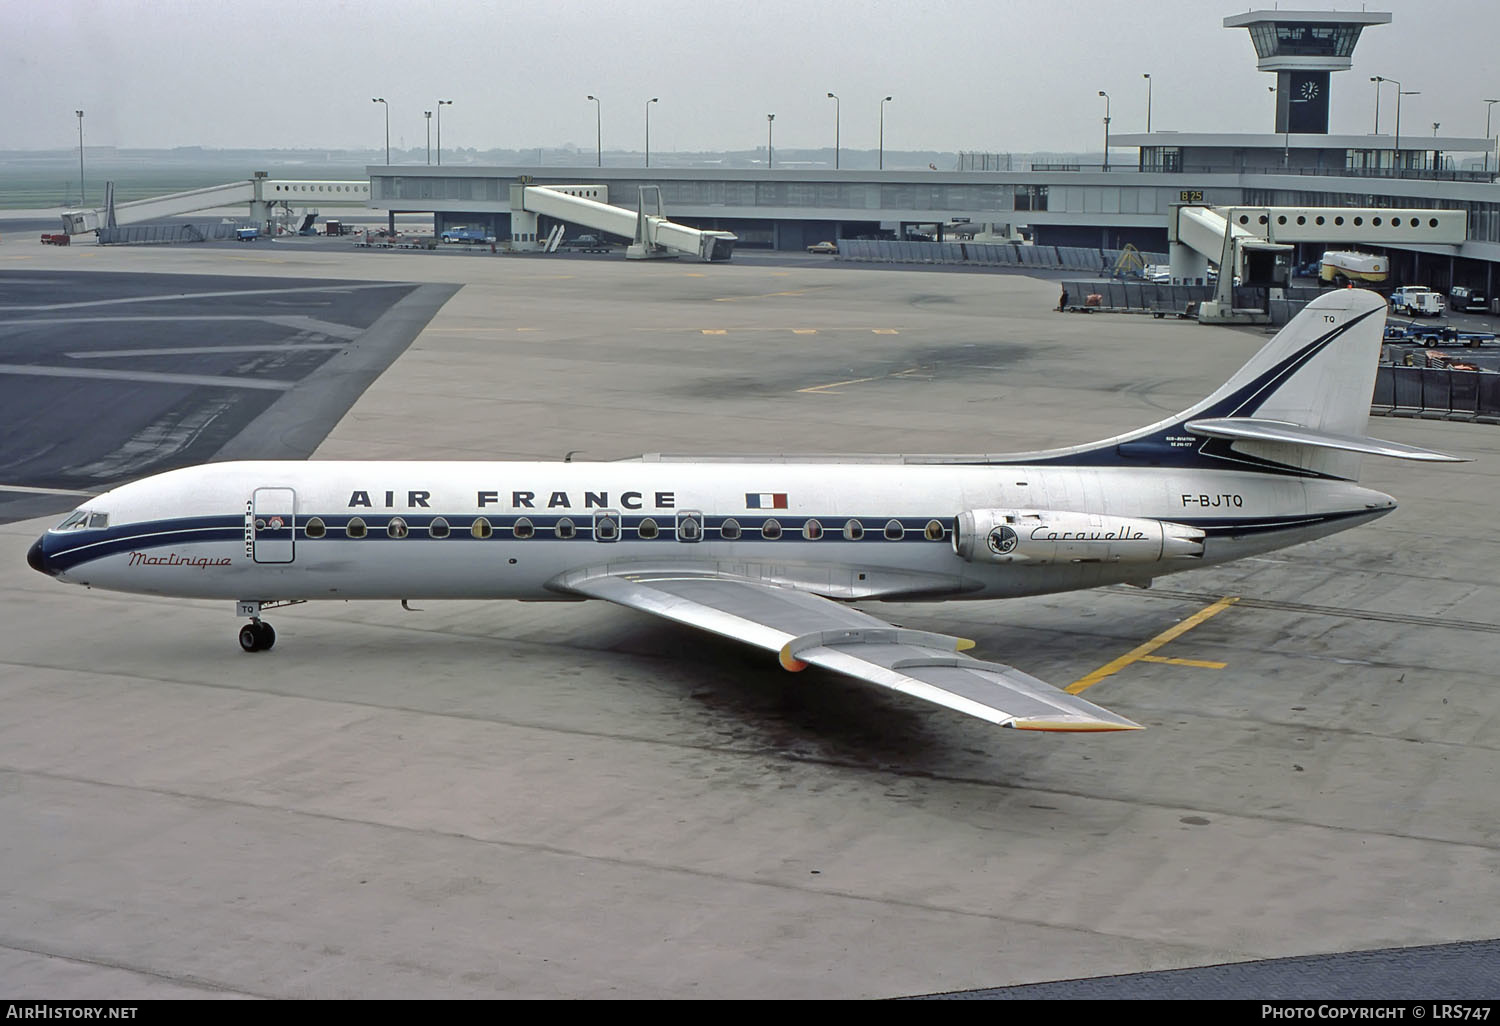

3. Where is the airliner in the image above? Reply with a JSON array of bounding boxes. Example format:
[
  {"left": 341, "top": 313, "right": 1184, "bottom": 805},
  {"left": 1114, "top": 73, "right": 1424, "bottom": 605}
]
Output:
[{"left": 26, "top": 290, "right": 1463, "bottom": 733}]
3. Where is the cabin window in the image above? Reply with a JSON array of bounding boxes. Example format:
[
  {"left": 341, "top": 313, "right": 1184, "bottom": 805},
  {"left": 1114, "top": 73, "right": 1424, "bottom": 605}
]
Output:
[
  {"left": 924, "top": 519, "right": 945, "bottom": 541},
  {"left": 555, "top": 517, "right": 576, "bottom": 539},
  {"left": 346, "top": 517, "right": 367, "bottom": 539},
  {"left": 884, "top": 519, "right": 904, "bottom": 540},
  {"left": 720, "top": 518, "right": 742, "bottom": 540},
  {"left": 594, "top": 510, "right": 620, "bottom": 542},
  {"left": 304, "top": 517, "right": 326, "bottom": 539},
  {"left": 762, "top": 519, "right": 783, "bottom": 540},
  {"left": 429, "top": 517, "right": 450, "bottom": 539},
  {"left": 676, "top": 511, "right": 703, "bottom": 543},
  {"left": 843, "top": 520, "right": 865, "bottom": 541},
  {"left": 513, "top": 517, "right": 535, "bottom": 539},
  {"left": 471, "top": 517, "right": 493, "bottom": 539},
  {"left": 638, "top": 518, "right": 659, "bottom": 540},
  {"left": 802, "top": 519, "right": 823, "bottom": 540},
  {"left": 387, "top": 517, "right": 409, "bottom": 539}
]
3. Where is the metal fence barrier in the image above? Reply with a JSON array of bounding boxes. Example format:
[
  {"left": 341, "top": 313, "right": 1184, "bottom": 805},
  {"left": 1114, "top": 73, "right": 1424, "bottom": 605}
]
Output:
[
  {"left": 1060, "top": 279, "right": 1333, "bottom": 325},
  {"left": 1061, "top": 280, "right": 1215, "bottom": 315},
  {"left": 838, "top": 239, "right": 1167, "bottom": 272},
  {"left": 1053, "top": 287, "right": 1500, "bottom": 421},
  {"left": 832, "top": 247, "right": 1500, "bottom": 421},
  {"left": 1350, "top": 365, "right": 1499, "bottom": 421}
]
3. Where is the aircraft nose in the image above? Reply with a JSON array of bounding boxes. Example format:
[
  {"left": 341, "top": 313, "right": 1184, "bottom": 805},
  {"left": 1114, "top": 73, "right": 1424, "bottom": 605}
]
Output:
[{"left": 26, "top": 536, "right": 56, "bottom": 576}]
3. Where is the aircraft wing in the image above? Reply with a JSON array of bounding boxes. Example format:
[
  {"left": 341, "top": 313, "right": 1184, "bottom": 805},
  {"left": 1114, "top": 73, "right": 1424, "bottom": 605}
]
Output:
[{"left": 553, "top": 567, "right": 1141, "bottom": 732}]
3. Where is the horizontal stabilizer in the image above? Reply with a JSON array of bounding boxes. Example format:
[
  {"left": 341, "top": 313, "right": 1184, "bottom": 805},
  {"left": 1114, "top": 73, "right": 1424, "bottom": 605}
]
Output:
[{"left": 1185, "top": 417, "right": 1468, "bottom": 463}]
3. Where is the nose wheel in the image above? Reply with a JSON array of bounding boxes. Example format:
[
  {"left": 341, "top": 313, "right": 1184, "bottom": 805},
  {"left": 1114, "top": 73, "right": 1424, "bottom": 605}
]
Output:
[{"left": 238, "top": 620, "right": 276, "bottom": 652}]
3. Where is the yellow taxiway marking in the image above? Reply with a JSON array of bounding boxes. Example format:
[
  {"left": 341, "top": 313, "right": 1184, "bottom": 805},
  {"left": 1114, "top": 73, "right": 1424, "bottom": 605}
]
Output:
[
  {"left": 872, "top": 328, "right": 900, "bottom": 334},
  {"left": 1139, "top": 655, "right": 1228, "bottom": 669},
  {"left": 713, "top": 289, "right": 806, "bottom": 303},
  {"left": 1066, "top": 596, "right": 1239, "bottom": 695},
  {"left": 701, "top": 329, "right": 728, "bottom": 334},
  {"left": 684, "top": 272, "right": 706, "bottom": 277},
  {"left": 792, "top": 329, "right": 818, "bottom": 335},
  {"left": 797, "top": 366, "right": 920, "bottom": 394}
]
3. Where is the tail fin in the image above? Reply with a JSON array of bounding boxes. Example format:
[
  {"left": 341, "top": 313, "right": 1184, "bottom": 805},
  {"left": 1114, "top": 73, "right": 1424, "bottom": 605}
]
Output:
[
  {"left": 1031, "top": 289, "right": 1463, "bottom": 480},
  {"left": 1189, "top": 288, "right": 1386, "bottom": 440}
]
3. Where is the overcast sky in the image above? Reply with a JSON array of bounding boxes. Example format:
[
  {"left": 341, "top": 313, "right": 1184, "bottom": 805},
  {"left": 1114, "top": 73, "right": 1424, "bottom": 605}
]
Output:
[{"left": 8, "top": 0, "right": 1498, "bottom": 155}]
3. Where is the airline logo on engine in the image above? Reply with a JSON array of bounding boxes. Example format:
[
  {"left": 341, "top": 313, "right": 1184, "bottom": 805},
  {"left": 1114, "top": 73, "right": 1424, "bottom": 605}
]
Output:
[{"left": 987, "top": 527, "right": 1019, "bottom": 554}]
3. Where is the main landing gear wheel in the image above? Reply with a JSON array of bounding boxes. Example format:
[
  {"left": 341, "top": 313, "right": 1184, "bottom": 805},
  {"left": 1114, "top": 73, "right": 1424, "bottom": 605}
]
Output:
[{"left": 238, "top": 621, "right": 276, "bottom": 652}]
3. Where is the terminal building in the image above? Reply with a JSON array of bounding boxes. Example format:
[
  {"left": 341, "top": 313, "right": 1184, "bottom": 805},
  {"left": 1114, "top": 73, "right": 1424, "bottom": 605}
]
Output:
[{"left": 365, "top": 8, "right": 1500, "bottom": 297}]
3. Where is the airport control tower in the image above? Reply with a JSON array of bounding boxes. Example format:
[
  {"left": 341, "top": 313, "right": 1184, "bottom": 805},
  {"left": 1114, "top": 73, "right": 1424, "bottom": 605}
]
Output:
[{"left": 1224, "top": 10, "right": 1391, "bottom": 134}]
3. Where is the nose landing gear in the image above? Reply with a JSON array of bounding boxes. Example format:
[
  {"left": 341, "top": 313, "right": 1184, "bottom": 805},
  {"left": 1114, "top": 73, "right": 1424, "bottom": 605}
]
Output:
[
  {"left": 235, "top": 599, "right": 302, "bottom": 652},
  {"left": 238, "top": 620, "right": 277, "bottom": 652}
]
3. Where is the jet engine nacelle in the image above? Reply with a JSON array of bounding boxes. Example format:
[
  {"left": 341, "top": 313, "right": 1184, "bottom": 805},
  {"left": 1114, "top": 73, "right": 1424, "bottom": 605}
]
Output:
[{"left": 953, "top": 509, "right": 1204, "bottom": 565}]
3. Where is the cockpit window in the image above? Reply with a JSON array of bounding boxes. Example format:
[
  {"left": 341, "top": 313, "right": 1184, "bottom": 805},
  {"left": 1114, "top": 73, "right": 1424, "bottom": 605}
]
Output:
[{"left": 55, "top": 509, "right": 107, "bottom": 531}]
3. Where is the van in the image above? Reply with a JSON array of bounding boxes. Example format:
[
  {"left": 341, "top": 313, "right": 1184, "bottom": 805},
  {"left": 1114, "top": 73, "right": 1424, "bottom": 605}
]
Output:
[{"left": 1448, "top": 285, "right": 1488, "bottom": 312}]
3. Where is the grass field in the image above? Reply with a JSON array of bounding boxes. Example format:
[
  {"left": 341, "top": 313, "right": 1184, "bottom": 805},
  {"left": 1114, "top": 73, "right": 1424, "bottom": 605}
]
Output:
[{"left": 0, "top": 154, "right": 370, "bottom": 209}]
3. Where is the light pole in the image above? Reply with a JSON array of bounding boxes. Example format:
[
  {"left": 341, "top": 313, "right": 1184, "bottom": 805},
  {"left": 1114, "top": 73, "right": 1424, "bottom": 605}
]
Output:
[
  {"left": 371, "top": 97, "right": 389, "bottom": 165},
  {"left": 424, "top": 111, "right": 432, "bottom": 165},
  {"left": 1370, "top": 76, "right": 1383, "bottom": 135},
  {"left": 826, "top": 92, "right": 840, "bottom": 169},
  {"left": 1485, "top": 99, "right": 1500, "bottom": 174},
  {"left": 1098, "top": 90, "right": 1110, "bottom": 170},
  {"left": 766, "top": 113, "right": 775, "bottom": 169},
  {"left": 1143, "top": 73, "right": 1152, "bottom": 133},
  {"left": 879, "top": 95, "right": 892, "bottom": 170},
  {"left": 74, "top": 109, "right": 85, "bottom": 207},
  {"left": 644, "top": 97, "right": 658, "bottom": 167},
  {"left": 436, "top": 99, "right": 452, "bottom": 166},
  {"left": 587, "top": 94, "right": 601, "bottom": 167},
  {"left": 1396, "top": 87, "right": 1419, "bottom": 172},
  {"left": 1433, "top": 122, "right": 1440, "bottom": 137}
]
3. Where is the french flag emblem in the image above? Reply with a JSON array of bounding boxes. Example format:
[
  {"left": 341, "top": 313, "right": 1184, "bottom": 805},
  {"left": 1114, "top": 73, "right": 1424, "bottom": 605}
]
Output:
[{"left": 745, "top": 492, "right": 788, "bottom": 509}]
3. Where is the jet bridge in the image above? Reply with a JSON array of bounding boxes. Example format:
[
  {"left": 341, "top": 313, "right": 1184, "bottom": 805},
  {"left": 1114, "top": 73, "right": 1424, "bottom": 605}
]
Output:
[
  {"left": 60, "top": 174, "right": 371, "bottom": 235},
  {"left": 1169, "top": 204, "right": 1468, "bottom": 324},
  {"left": 510, "top": 181, "right": 736, "bottom": 261}
]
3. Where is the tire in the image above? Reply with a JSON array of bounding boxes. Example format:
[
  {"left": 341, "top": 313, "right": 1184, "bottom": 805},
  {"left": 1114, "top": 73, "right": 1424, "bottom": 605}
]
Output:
[
  {"left": 239, "top": 624, "right": 260, "bottom": 652},
  {"left": 257, "top": 622, "right": 277, "bottom": 651}
]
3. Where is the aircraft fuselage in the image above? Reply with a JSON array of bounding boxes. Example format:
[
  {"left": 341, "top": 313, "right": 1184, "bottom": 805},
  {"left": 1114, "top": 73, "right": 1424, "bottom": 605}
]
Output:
[{"left": 31, "top": 459, "right": 1395, "bottom": 603}]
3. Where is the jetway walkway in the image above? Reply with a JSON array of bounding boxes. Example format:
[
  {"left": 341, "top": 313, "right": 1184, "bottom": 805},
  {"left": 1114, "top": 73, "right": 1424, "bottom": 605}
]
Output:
[
  {"left": 510, "top": 182, "right": 736, "bottom": 261},
  {"left": 1169, "top": 204, "right": 1469, "bottom": 324},
  {"left": 60, "top": 176, "right": 370, "bottom": 235}
]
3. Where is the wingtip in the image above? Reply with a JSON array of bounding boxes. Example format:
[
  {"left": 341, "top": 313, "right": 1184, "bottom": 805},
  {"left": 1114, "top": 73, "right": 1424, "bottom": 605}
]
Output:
[{"left": 1009, "top": 718, "right": 1145, "bottom": 733}]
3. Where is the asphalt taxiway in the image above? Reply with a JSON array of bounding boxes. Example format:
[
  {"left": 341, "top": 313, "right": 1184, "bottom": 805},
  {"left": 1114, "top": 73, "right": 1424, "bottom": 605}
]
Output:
[{"left": 1, "top": 237, "right": 1497, "bottom": 998}]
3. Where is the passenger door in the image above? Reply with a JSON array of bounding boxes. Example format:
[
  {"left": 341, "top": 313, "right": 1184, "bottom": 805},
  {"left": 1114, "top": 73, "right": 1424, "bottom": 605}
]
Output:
[{"left": 250, "top": 487, "right": 296, "bottom": 563}]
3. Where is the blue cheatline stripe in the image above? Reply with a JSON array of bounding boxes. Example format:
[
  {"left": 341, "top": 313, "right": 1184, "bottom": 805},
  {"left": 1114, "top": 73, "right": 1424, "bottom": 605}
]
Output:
[{"left": 44, "top": 507, "right": 1377, "bottom": 575}]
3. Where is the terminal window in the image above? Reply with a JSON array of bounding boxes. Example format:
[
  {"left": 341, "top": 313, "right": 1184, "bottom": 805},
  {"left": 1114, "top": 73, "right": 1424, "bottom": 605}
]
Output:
[{"left": 1014, "top": 185, "right": 1048, "bottom": 212}]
